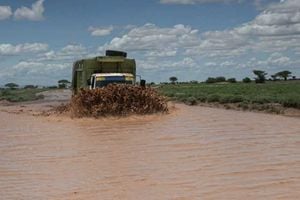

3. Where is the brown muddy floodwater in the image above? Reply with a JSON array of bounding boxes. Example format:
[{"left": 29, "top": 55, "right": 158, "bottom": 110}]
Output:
[{"left": 0, "top": 101, "right": 300, "bottom": 199}]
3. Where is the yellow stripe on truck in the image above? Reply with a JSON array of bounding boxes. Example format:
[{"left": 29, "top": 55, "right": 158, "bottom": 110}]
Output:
[
  {"left": 125, "top": 76, "right": 133, "bottom": 81},
  {"left": 96, "top": 77, "right": 105, "bottom": 81}
]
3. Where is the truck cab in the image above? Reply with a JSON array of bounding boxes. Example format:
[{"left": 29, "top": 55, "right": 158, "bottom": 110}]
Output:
[{"left": 89, "top": 73, "right": 135, "bottom": 89}]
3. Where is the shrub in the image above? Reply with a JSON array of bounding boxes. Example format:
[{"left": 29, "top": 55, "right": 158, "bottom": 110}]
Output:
[
  {"left": 282, "top": 99, "right": 300, "bottom": 109},
  {"left": 242, "top": 77, "right": 251, "bottom": 83},
  {"left": 253, "top": 70, "right": 267, "bottom": 84},
  {"left": 206, "top": 77, "right": 216, "bottom": 84},
  {"left": 207, "top": 94, "right": 220, "bottom": 102},
  {"left": 251, "top": 97, "right": 270, "bottom": 104},
  {"left": 227, "top": 78, "right": 237, "bottom": 83},
  {"left": 196, "top": 95, "right": 207, "bottom": 102},
  {"left": 24, "top": 85, "right": 37, "bottom": 89},
  {"left": 219, "top": 95, "right": 243, "bottom": 103},
  {"left": 215, "top": 76, "right": 226, "bottom": 82},
  {"left": 186, "top": 97, "right": 198, "bottom": 105}
]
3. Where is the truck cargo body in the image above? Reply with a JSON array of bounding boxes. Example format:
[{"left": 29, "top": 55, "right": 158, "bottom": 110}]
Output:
[{"left": 72, "top": 51, "right": 136, "bottom": 93}]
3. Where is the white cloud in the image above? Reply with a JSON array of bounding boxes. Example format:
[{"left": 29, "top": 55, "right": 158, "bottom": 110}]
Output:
[
  {"left": 184, "top": 0, "right": 300, "bottom": 58},
  {"left": 145, "top": 49, "right": 177, "bottom": 57},
  {"left": 13, "top": 61, "right": 69, "bottom": 71},
  {"left": 234, "top": 53, "right": 296, "bottom": 71},
  {"left": 61, "top": 44, "right": 86, "bottom": 55},
  {"left": 160, "top": 0, "right": 242, "bottom": 4},
  {"left": 257, "top": 52, "right": 292, "bottom": 68},
  {"left": 0, "top": 6, "right": 12, "bottom": 20},
  {"left": 0, "top": 43, "right": 48, "bottom": 56},
  {"left": 236, "top": 0, "right": 300, "bottom": 36},
  {"left": 35, "top": 44, "right": 87, "bottom": 62},
  {"left": 205, "top": 62, "right": 217, "bottom": 67},
  {"left": 6, "top": 61, "right": 71, "bottom": 85},
  {"left": 100, "top": 23, "right": 199, "bottom": 53},
  {"left": 184, "top": 29, "right": 249, "bottom": 58},
  {"left": 88, "top": 26, "right": 114, "bottom": 36},
  {"left": 138, "top": 57, "right": 197, "bottom": 70},
  {"left": 14, "top": 0, "right": 45, "bottom": 21}
]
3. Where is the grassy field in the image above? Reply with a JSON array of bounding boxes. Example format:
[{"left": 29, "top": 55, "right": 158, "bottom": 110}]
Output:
[
  {"left": 158, "top": 81, "right": 300, "bottom": 111},
  {"left": 0, "top": 88, "right": 47, "bottom": 102}
]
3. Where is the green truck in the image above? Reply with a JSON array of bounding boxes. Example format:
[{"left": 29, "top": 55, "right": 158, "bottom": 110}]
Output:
[{"left": 72, "top": 50, "right": 143, "bottom": 93}]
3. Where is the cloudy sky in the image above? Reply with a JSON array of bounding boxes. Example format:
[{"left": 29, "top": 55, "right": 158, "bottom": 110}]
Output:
[{"left": 0, "top": 0, "right": 299, "bottom": 85}]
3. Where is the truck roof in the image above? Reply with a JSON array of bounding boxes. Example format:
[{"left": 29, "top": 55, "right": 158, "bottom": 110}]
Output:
[{"left": 92, "top": 73, "right": 134, "bottom": 77}]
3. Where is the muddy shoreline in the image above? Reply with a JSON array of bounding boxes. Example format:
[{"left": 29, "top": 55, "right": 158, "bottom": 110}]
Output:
[{"left": 1, "top": 89, "right": 299, "bottom": 119}]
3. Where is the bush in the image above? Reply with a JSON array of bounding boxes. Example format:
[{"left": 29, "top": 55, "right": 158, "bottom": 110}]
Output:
[
  {"left": 47, "top": 86, "right": 58, "bottom": 89},
  {"left": 207, "top": 94, "right": 220, "bottom": 102},
  {"left": 219, "top": 95, "right": 243, "bottom": 103},
  {"left": 196, "top": 95, "right": 207, "bottom": 102},
  {"left": 251, "top": 97, "right": 270, "bottom": 104},
  {"left": 227, "top": 78, "right": 237, "bottom": 83},
  {"left": 215, "top": 76, "right": 226, "bottom": 82},
  {"left": 253, "top": 70, "right": 267, "bottom": 84},
  {"left": 255, "top": 79, "right": 265, "bottom": 84},
  {"left": 24, "top": 85, "right": 37, "bottom": 89},
  {"left": 242, "top": 77, "right": 251, "bottom": 83},
  {"left": 282, "top": 99, "right": 300, "bottom": 109},
  {"left": 186, "top": 97, "right": 198, "bottom": 105},
  {"left": 206, "top": 77, "right": 216, "bottom": 84},
  {"left": 190, "top": 80, "right": 198, "bottom": 84}
]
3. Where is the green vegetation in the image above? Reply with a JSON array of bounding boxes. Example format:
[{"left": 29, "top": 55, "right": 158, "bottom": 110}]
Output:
[
  {"left": 169, "top": 76, "right": 178, "bottom": 84},
  {"left": 227, "top": 78, "right": 237, "bottom": 83},
  {"left": 5, "top": 82, "right": 19, "bottom": 89},
  {"left": 242, "top": 77, "right": 251, "bottom": 83},
  {"left": 58, "top": 79, "right": 71, "bottom": 89},
  {"left": 274, "top": 70, "right": 292, "bottom": 81},
  {"left": 0, "top": 88, "right": 47, "bottom": 102},
  {"left": 158, "top": 81, "right": 300, "bottom": 110},
  {"left": 205, "top": 76, "right": 237, "bottom": 84},
  {"left": 253, "top": 70, "right": 267, "bottom": 83}
]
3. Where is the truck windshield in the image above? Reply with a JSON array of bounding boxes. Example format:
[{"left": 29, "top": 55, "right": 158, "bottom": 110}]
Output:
[
  {"left": 95, "top": 80, "right": 133, "bottom": 88},
  {"left": 95, "top": 76, "right": 133, "bottom": 88}
]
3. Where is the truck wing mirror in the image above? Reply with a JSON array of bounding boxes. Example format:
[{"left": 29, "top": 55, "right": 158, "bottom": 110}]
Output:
[
  {"left": 140, "top": 79, "right": 146, "bottom": 88},
  {"left": 87, "top": 78, "right": 91, "bottom": 85}
]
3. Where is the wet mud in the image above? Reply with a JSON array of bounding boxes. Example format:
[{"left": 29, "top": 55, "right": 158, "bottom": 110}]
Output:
[{"left": 0, "top": 90, "right": 300, "bottom": 199}]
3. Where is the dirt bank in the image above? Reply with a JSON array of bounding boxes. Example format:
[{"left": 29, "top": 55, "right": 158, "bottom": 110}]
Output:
[{"left": 0, "top": 90, "right": 300, "bottom": 199}]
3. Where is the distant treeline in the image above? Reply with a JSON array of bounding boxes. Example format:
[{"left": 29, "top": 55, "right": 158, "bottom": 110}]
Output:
[
  {"left": 0, "top": 79, "right": 71, "bottom": 90},
  {"left": 162, "top": 70, "right": 298, "bottom": 85}
]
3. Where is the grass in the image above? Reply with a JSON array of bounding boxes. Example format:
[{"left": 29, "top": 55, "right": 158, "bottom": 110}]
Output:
[
  {"left": 0, "top": 88, "right": 47, "bottom": 102},
  {"left": 158, "top": 81, "right": 300, "bottom": 110}
]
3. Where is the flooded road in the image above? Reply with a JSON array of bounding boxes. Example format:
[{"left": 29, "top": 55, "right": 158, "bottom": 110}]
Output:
[{"left": 0, "top": 101, "right": 300, "bottom": 199}]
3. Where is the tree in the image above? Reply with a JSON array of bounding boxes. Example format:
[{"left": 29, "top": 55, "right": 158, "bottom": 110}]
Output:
[
  {"left": 215, "top": 76, "right": 226, "bottom": 82},
  {"left": 275, "top": 70, "right": 291, "bottom": 81},
  {"left": 169, "top": 76, "right": 178, "bottom": 84},
  {"left": 242, "top": 77, "right": 251, "bottom": 83},
  {"left": 58, "top": 79, "right": 71, "bottom": 89},
  {"left": 190, "top": 80, "right": 198, "bottom": 84},
  {"left": 227, "top": 78, "right": 237, "bottom": 83},
  {"left": 205, "top": 77, "right": 216, "bottom": 84},
  {"left": 5, "top": 82, "right": 19, "bottom": 89},
  {"left": 271, "top": 74, "right": 278, "bottom": 81},
  {"left": 24, "top": 85, "right": 37, "bottom": 89},
  {"left": 253, "top": 70, "right": 267, "bottom": 83}
]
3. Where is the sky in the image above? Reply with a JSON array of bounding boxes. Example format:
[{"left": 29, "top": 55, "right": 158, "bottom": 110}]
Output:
[{"left": 0, "top": 0, "right": 299, "bottom": 86}]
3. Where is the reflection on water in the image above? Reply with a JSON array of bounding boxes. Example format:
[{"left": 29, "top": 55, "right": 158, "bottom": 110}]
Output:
[{"left": 0, "top": 104, "right": 300, "bottom": 199}]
